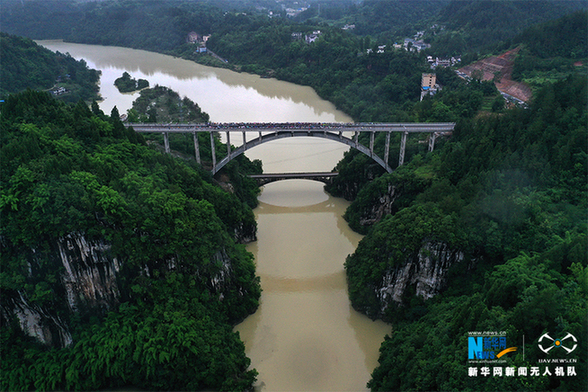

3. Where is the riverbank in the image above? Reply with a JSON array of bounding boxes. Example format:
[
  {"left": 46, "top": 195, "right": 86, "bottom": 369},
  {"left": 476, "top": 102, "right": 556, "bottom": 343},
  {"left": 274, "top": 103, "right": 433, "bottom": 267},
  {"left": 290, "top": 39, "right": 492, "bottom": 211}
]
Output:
[{"left": 31, "top": 41, "right": 391, "bottom": 391}]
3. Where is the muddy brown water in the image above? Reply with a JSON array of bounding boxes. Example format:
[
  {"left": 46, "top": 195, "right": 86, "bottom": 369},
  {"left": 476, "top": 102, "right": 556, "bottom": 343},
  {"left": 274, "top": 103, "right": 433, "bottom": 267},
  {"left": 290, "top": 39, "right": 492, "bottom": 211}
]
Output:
[{"left": 38, "top": 41, "right": 391, "bottom": 391}]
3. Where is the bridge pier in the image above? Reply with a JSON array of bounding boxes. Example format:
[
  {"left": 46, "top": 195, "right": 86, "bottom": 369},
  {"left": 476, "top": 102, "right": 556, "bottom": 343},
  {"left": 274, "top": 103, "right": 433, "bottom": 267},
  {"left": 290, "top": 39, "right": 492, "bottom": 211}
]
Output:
[
  {"left": 210, "top": 132, "right": 216, "bottom": 172},
  {"left": 226, "top": 131, "right": 231, "bottom": 159},
  {"left": 369, "top": 131, "right": 375, "bottom": 157},
  {"left": 428, "top": 132, "right": 437, "bottom": 152},
  {"left": 384, "top": 131, "right": 390, "bottom": 166},
  {"left": 193, "top": 132, "right": 201, "bottom": 164},
  {"left": 399, "top": 131, "right": 408, "bottom": 166},
  {"left": 163, "top": 132, "right": 170, "bottom": 153}
]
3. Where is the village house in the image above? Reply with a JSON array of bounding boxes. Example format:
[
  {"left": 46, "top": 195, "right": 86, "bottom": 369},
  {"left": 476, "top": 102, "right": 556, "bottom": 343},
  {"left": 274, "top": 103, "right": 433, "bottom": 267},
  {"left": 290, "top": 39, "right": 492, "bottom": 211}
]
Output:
[
  {"left": 420, "top": 73, "right": 438, "bottom": 101},
  {"left": 291, "top": 30, "right": 322, "bottom": 44},
  {"left": 51, "top": 86, "right": 68, "bottom": 96},
  {"left": 291, "top": 32, "right": 303, "bottom": 40},
  {"left": 429, "top": 56, "right": 461, "bottom": 69},
  {"left": 285, "top": 7, "right": 307, "bottom": 17},
  {"left": 403, "top": 38, "right": 430, "bottom": 52},
  {"left": 186, "top": 32, "right": 211, "bottom": 54},
  {"left": 305, "top": 30, "right": 321, "bottom": 44},
  {"left": 186, "top": 31, "right": 200, "bottom": 43}
]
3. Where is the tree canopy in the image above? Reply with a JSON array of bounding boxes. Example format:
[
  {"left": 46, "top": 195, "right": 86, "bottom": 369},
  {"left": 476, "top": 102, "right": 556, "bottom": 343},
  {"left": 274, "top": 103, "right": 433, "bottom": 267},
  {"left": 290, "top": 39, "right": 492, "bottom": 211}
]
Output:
[{"left": 0, "top": 90, "right": 261, "bottom": 391}]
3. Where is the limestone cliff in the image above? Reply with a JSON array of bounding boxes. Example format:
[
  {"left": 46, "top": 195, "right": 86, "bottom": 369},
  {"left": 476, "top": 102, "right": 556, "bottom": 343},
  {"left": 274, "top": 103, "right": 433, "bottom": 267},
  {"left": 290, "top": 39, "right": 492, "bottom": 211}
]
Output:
[
  {"left": 2, "top": 231, "right": 254, "bottom": 348},
  {"left": 1, "top": 232, "right": 121, "bottom": 347},
  {"left": 57, "top": 232, "right": 121, "bottom": 314},
  {"left": 358, "top": 183, "right": 396, "bottom": 227},
  {"left": 377, "top": 240, "right": 466, "bottom": 310},
  {"left": 344, "top": 170, "right": 432, "bottom": 233},
  {"left": 234, "top": 223, "right": 257, "bottom": 244}
]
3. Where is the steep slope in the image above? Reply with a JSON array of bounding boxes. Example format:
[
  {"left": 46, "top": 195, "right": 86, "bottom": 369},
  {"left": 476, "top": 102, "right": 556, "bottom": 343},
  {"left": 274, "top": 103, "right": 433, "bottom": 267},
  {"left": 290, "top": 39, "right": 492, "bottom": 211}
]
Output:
[
  {"left": 0, "top": 90, "right": 261, "bottom": 391},
  {"left": 458, "top": 47, "right": 533, "bottom": 102}
]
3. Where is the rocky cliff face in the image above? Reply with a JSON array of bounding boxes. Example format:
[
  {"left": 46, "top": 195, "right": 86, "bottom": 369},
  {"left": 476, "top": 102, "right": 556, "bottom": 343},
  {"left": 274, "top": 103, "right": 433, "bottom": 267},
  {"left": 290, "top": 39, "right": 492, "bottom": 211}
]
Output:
[
  {"left": 1, "top": 232, "right": 121, "bottom": 348},
  {"left": 58, "top": 232, "right": 121, "bottom": 314},
  {"left": 2, "top": 231, "right": 255, "bottom": 348},
  {"left": 7, "top": 291, "right": 73, "bottom": 347},
  {"left": 377, "top": 240, "right": 466, "bottom": 311},
  {"left": 234, "top": 224, "right": 257, "bottom": 244},
  {"left": 358, "top": 183, "right": 396, "bottom": 227}
]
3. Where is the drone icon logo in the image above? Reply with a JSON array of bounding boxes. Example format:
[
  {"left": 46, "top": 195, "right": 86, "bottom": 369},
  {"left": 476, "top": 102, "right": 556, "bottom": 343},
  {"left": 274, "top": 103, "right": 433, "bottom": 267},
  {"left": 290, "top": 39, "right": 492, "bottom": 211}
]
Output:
[{"left": 538, "top": 333, "right": 578, "bottom": 354}]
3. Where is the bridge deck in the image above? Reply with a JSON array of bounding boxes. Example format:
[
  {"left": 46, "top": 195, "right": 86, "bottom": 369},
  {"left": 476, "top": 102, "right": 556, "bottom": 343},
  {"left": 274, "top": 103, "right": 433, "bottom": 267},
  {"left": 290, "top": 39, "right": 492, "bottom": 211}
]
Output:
[
  {"left": 128, "top": 122, "right": 455, "bottom": 133},
  {"left": 249, "top": 172, "right": 338, "bottom": 186},
  {"left": 125, "top": 122, "right": 455, "bottom": 175},
  {"left": 249, "top": 172, "right": 338, "bottom": 179}
]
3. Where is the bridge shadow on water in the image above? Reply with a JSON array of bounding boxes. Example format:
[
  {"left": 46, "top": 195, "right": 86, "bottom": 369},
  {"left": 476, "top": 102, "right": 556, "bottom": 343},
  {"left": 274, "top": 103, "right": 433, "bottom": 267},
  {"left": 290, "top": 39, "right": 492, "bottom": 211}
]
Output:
[{"left": 258, "top": 271, "right": 346, "bottom": 293}]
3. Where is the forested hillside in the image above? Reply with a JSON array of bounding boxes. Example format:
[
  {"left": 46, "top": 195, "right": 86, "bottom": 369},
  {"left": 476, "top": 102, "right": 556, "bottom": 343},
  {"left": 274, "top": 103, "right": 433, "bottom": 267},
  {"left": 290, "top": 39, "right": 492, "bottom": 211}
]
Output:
[
  {"left": 0, "top": 90, "right": 261, "bottom": 391},
  {"left": 513, "top": 10, "right": 588, "bottom": 88},
  {"left": 0, "top": 33, "right": 100, "bottom": 102},
  {"left": 431, "top": 0, "right": 586, "bottom": 55},
  {"left": 331, "top": 13, "right": 587, "bottom": 389},
  {"left": 2, "top": 0, "right": 585, "bottom": 121},
  {"left": 345, "top": 73, "right": 587, "bottom": 392}
]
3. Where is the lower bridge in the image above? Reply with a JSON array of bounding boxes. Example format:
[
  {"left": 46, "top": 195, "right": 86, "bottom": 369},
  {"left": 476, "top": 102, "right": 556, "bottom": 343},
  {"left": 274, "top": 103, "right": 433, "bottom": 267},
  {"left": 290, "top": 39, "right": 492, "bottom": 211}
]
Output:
[
  {"left": 126, "top": 122, "right": 455, "bottom": 175},
  {"left": 249, "top": 172, "right": 338, "bottom": 186}
]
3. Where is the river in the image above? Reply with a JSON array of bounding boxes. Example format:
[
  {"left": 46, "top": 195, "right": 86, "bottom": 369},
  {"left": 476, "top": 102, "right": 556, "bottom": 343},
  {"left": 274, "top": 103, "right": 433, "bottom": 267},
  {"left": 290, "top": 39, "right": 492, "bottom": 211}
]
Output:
[{"left": 38, "top": 41, "right": 391, "bottom": 391}]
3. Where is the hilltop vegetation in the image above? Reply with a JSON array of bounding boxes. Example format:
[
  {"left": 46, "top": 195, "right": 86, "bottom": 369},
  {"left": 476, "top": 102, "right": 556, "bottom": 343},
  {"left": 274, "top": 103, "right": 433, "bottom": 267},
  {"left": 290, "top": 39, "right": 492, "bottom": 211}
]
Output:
[
  {"left": 0, "top": 33, "right": 100, "bottom": 102},
  {"left": 127, "top": 85, "right": 209, "bottom": 123},
  {"left": 431, "top": 0, "right": 586, "bottom": 55},
  {"left": 114, "top": 71, "right": 149, "bottom": 93},
  {"left": 513, "top": 10, "right": 588, "bottom": 88}
]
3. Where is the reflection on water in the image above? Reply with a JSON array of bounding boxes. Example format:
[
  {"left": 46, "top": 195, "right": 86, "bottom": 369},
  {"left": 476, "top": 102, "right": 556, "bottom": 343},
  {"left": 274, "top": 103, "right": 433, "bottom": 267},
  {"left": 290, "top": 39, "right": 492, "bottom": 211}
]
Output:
[{"left": 36, "top": 40, "right": 353, "bottom": 123}]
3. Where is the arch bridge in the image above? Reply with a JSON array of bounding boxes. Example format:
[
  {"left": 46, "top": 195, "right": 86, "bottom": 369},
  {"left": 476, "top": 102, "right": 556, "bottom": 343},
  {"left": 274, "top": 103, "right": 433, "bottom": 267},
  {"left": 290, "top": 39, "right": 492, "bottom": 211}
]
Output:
[{"left": 127, "top": 122, "right": 455, "bottom": 175}]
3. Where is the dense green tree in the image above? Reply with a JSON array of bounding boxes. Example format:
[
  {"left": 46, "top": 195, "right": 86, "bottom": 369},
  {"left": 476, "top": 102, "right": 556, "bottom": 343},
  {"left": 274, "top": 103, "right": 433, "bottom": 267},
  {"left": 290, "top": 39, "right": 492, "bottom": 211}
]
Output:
[
  {"left": 342, "top": 75, "right": 587, "bottom": 390},
  {"left": 0, "top": 90, "right": 261, "bottom": 390},
  {"left": 368, "top": 239, "right": 587, "bottom": 391},
  {"left": 0, "top": 33, "right": 100, "bottom": 102},
  {"left": 114, "top": 71, "right": 149, "bottom": 93}
]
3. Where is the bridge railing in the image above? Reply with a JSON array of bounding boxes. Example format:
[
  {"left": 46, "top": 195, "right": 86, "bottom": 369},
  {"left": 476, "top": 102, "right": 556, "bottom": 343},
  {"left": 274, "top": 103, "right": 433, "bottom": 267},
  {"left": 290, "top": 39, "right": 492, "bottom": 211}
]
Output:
[{"left": 127, "top": 122, "right": 455, "bottom": 132}]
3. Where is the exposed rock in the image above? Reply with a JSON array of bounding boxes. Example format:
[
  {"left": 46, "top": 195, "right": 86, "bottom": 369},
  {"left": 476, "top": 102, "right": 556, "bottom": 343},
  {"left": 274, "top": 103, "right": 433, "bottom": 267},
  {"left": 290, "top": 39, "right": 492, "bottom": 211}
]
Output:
[
  {"left": 3, "top": 230, "right": 255, "bottom": 347},
  {"left": 210, "top": 249, "right": 232, "bottom": 299},
  {"left": 377, "top": 240, "right": 465, "bottom": 310},
  {"left": 358, "top": 184, "right": 396, "bottom": 226},
  {"left": 1, "top": 232, "right": 120, "bottom": 347},
  {"left": 58, "top": 232, "right": 121, "bottom": 313},
  {"left": 339, "top": 180, "right": 360, "bottom": 201},
  {"left": 458, "top": 46, "right": 533, "bottom": 102},
  {"left": 10, "top": 291, "right": 73, "bottom": 347},
  {"left": 234, "top": 224, "right": 257, "bottom": 244}
]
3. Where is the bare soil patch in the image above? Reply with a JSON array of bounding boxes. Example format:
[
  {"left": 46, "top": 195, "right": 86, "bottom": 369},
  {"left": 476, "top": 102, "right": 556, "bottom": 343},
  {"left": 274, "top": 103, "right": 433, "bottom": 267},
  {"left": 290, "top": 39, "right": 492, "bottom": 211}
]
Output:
[{"left": 458, "top": 47, "right": 533, "bottom": 102}]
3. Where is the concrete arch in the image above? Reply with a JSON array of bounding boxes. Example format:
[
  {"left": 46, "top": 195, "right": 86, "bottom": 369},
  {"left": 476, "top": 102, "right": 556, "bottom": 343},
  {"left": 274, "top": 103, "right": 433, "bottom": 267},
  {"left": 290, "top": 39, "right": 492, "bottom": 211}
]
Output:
[{"left": 213, "top": 130, "right": 392, "bottom": 175}]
